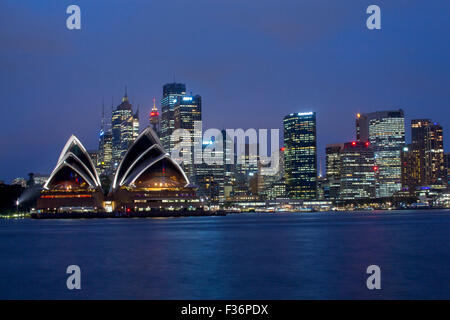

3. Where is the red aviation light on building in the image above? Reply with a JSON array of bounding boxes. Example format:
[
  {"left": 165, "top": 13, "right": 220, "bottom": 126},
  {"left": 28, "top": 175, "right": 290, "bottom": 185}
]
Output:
[
  {"left": 373, "top": 166, "right": 379, "bottom": 172},
  {"left": 150, "top": 111, "right": 159, "bottom": 117},
  {"left": 365, "top": 141, "right": 370, "bottom": 147},
  {"left": 352, "top": 141, "right": 357, "bottom": 146}
]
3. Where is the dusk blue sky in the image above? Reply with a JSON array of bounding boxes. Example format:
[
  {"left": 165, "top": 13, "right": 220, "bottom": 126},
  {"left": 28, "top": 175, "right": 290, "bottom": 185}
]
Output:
[{"left": 1, "top": 0, "right": 449, "bottom": 182}]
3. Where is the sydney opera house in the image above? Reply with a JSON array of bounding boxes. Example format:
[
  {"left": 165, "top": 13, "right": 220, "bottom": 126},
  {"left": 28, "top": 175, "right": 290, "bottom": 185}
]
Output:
[{"left": 37, "top": 127, "right": 201, "bottom": 214}]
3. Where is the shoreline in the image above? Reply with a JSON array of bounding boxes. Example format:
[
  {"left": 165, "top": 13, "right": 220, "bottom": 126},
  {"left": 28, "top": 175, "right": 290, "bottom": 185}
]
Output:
[{"left": 30, "top": 210, "right": 228, "bottom": 219}]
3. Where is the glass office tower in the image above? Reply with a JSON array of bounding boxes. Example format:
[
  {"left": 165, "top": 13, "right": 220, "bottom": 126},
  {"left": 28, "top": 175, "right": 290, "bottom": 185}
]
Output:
[
  {"left": 283, "top": 112, "right": 317, "bottom": 199},
  {"left": 160, "top": 83, "right": 186, "bottom": 152},
  {"left": 356, "top": 110, "right": 405, "bottom": 198}
]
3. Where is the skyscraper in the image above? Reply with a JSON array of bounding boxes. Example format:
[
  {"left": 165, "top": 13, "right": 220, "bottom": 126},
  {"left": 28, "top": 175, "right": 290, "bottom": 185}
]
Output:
[
  {"left": 326, "top": 143, "right": 344, "bottom": 200},
  {"left": 283, "top": 112, "right": 317, "bottom": 199},
  {"left": 160, "top": 83, "right": 186, "bottom": 152},
  {"left": 445, "top": 153, "right": 450, "bottom": 187},
  {"left": 339, "top": 141, "right": 376, "bottom": 200},
  {"left": 149, "top": 97, "right": 160, "bottom": 135},
  {"left": 196, "top": 140, "right": 224, "bottom": 203},
  {"left": 132, "top": 106, "right": 139, "bottom": 141},
  {"left": 98, "top": 102, "right": 113, "bottom": 175},
  {"left": 401, "top": 145, "right": 418, "bottom": 194},
  {"left": 411, "top": 119, "right": 445, "bottom": 187},
  {"left": 112, "top": 88, "right": 139, "bottom": 170},
  {"left": 356, "top": 110, "right": 405, "bottom": 198},
  {"left": 173, "top": 94, "right": 202, "bottom": 180}
]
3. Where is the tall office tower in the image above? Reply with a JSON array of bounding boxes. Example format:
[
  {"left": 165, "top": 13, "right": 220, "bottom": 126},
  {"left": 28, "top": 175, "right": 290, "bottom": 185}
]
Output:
[
  {"left": 326, "top": 143, "right": 344, "bottom": 200},
  {"left": 132, "top": 106, "right": 140, "bottom": 141},
  {"left": 356, "top": 113, "right": 368, "bottom": 142},
  {"left": 444, "top": 153, "right": 450, "bottom": 187},
  {"left": 98, "top": 103, "right": 113, "bottom": 175},
  {"left": 283, "top": 112, "right": 317, "bottom": 200},
  {"left": 339, "top": 141, "right": 376, "bottom": 200},
  {"left": 196, "top": 140, "right": 225, "bottom": 204},
  {"left": 222, "top": 130, "right": 236, "bottom": 202},
  {"left": 401, "top": 145, "right": 418, "bottom": 194},
  {"left": 112, "top": 89, "right": 138, "bottom": 169},
  {"left": 173, "top": 94, "right": 202, "bottom": 180},
  {"left": 257, "top": 147, "right": 285, "bottom": 199},
  {"left": 411, "top": 119, "right": 445, "bottom": 187},
  {"left": 149, "top": 97, "right": 160, "bottom": 135},
  {"left": 100, "top": 131, "right": 113, "bottom": 175},
  {"left": 426, "top": 122, "right": 444, "bottom": 186},
  {"left": 160, "top": 83, "right": 186, "bottom": 152},
  {"left": 411, "top": 119, "right": 431, "bottom": 187},
  {"left": 356, "top": 110, "right": 405, "bottom": 198}
]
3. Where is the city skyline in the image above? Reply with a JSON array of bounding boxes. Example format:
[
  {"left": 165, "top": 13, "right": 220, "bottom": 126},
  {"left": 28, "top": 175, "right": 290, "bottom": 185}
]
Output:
[
  {"left": 1, "top": 0, "right": 450, "bottom": 182},
  {"left": 1, "top": 86, "right": 448, "bottom": 184}
]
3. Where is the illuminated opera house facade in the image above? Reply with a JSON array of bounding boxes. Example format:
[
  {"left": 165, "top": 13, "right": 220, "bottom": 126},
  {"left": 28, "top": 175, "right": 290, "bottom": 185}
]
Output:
[{"left": 37, "top": 128, "right": 201, "bottom": 213}]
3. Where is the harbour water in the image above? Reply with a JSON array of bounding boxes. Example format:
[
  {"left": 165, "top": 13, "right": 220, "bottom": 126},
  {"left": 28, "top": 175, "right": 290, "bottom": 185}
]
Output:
[{"left": 0, "top": 210, "right": 449, "bottom": 299}]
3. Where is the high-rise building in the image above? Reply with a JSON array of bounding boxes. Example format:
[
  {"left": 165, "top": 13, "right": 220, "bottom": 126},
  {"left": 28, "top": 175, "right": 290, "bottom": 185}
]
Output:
[
  {"left": 257, "top": 147, "right": 285, "bottom": 200},
  {"left": 401, "top": 145, "right": 419, "bottom": 195},
  {"left": 149, "top": 97, "right": 160, "bottom": 135},
  {"left": 411, "top": 119, "right": 431, "bottom": 187},
  {"left": 111, "top": 89, "right": 139, "bottom": 170},
  {"left": 426, "top": 122, "right": 444, "bottom": 186},
  {"left": 283, "top": 112, "right": 317, "bottom": 199},
  {"left": 445, "top": 153, "right": 450, "bottom": 187},
  {"left": 98, "top": 131, "right": 113, "bottom": 175},
  {"left": 173, "top": 94, "right": 202, "bottom": 180},
  {"left": 160, "top": 83, "right": 186, "bottom": 152},
  {"left": 88, "top": 150, "right": 99, "bottom": 173},
  {"left": 222, "top": 130, "right": 236, "bottom": 203},
  {"left": 196, "top": 140, "right": 225, "bottom": 203},
  {"left": 339, "top": 141, "right": 376, "bottom": 200},
  {"left": 356, "top": 110, "right": 405, "bottom": 198},
  {"left": 326, "top": 143, "right": 344, "bottom": 200},
  {"left": 132, "top": 107, "right": 140, "bottom": 141},
  {"left": 410, "top": 119, "right": 445, "bottom": 187},
  {"left": 98, "top": 101, "right": 114, "bottom": 176}
]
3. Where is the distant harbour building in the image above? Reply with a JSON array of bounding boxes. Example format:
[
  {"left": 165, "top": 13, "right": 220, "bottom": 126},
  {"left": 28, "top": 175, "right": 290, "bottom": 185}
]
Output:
[
  {"left": 98, "top": 103, "right": 113, "bottom": 175},
  {"left": 173, "top": 94, "right": 202, "bottom": 181},
  {"left": 149, "top": 97, "right": 160, "bottom": 135},
  {"left": 339, "top": 141, "right": 376, "bottom": 200},
  {"left": 11, "top": 177, "right": 27, "bottom": 188},
  {"left": 196, "top": 139, "right": 225, "bottom": 204},
  {"left": 283, "top": 112, "right": 317, "bottom": 200},
  {"left": 401, "top": 145, "right": 423, "bottom": 195},
  {"left": 112, "top": 88, "right": 139, "bottom": 170},
  {"left": 33, "top": 174, "right": 49, "bottom": 186},
  {"left": 445, "top": 153, "right": 450, "bottom": 187},
  {"left": 160, "top": 83, "right": 187, "bottom": 153},
  {"left": 132, "top": 106, "right": 140, "bottom": 141},
  {"left": 266, "top": 181, "right": 286, "bottom": 200},
  {"left": 326, "top": 143, "right": 344, "bottom": 200},
  {"left": 88, "top": 150, "right": 99, "bottom": 173},
  {"left": 410, "top": 119, "right": 445, "bottom": 187},
  {"left": 316, "top": 176, "right": 329, "bottom": 200},
  {"left": 257, "top": 147, "right": 285, "bottom": 200},
  {"left": 356, "top": 110, "right": 405, "bottom": 198}
]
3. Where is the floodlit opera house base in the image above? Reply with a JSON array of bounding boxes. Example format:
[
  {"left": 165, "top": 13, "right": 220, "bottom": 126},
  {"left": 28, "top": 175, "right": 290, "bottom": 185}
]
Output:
[{"left": 36, "top": 128, "right": 204, "bottom": 216}]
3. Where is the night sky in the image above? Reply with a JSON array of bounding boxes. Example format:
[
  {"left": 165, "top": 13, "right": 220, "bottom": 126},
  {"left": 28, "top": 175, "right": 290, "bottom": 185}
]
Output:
[{"left": 1, "top": 0, "right": 449, "bottom": 182}]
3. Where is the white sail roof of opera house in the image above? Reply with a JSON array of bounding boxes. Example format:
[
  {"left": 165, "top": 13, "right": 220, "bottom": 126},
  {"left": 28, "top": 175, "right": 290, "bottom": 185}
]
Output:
[
  {"left": 44, "top": 135, "right": 101, "bottom": 190},
  {"left": 112, "top": 127, "right": 190, "bottom": 190}
]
